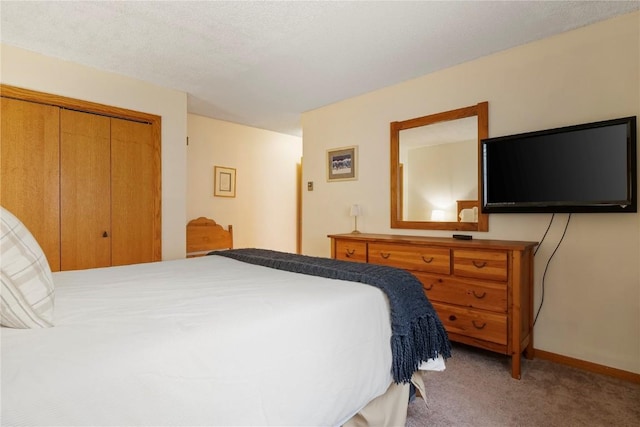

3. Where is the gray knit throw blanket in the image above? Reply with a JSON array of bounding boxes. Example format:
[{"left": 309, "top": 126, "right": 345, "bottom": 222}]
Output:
[{"left": 211, "top": 248, "right": 451, "bottom": 384}]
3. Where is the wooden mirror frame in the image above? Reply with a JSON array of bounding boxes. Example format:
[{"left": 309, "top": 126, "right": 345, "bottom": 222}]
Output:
[{"left": 390, "top": 101, "right": 489, "bottom": 231}]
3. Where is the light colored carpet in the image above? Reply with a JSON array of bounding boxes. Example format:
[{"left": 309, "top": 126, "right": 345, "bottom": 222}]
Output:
[{"left": 406, "top": 343, "right": 640, "bottom": 427}]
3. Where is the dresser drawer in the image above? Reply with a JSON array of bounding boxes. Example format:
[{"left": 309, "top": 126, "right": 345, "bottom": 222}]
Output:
[
  {"left": 453, "top": 249, "right": 508, "bottom": 281},
  {"left": 334, "top": 240, "right": 367, "bottom": 263},
  {"left": 432, "top": 302, "right": 507, "bottom": 345},
  {"left": 368, "top": 243, "right": 450, "bottom": 274},
  {"left": 415, "top": 273, "right": 507, "bottom": 313}
]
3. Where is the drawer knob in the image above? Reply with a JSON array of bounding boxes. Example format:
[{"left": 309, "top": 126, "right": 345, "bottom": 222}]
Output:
[
  {"left": 448, "top": 315, "right": 457, "bottom": 321},
  {"left": 471, "top": 290, "right": 487, "bottom": 299},
  {"left": 472, "top": 261, "right": 487, "bottom": 269},
  {"left": 421, "top": 256, "right": 434, "bottom": 264},
  {"left": 424, "top": 279, "right": 441, "bottom": 291},
  {"left": 345, "top": 249, "right": 355, "bottom": 258},
  {"left": 472, "top": 320, "right": 487, "bottom": 330},
  {"left": 380, "top": 252, "right": 391, "bottom": 259}
]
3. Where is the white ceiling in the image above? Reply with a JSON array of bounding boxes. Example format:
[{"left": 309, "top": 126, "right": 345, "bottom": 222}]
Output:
[{"left": 1, "top": 1, "right": 638, "bottom": 137}]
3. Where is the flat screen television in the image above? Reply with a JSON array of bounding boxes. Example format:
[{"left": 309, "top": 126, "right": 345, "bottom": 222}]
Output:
[{"left": 481, "top": 116, "right": 637, "bottom": 213}]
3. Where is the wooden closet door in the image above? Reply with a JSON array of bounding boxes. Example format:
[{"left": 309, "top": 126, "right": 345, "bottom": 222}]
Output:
[
  {"left": 110, "top": 118, "right": 158, "bottom": 266},
  {"left": 60, "top": 109, "right": 111, "bottom": 270},
  {"left": 0, "top": 97, "right": 61, "bottom": 271}
]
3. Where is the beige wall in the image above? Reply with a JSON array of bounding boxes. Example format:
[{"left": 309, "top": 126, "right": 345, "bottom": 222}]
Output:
[
  {"left": 187, "top": 114, "right": 302, "bottom": 252},
  {"left": 1, "top": 44, "right": 188, "bottom": 260},
  {"left": 301, "top": 12, "right": 640, "bottom": 373}
]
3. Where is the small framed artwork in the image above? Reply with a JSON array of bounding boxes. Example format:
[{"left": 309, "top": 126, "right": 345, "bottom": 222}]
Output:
[
  {"left": 327, "top": 145, "right": 358, "bottom": 182},
  {"left": 214, "top": 166, "right": 236, "bottom": 198}
]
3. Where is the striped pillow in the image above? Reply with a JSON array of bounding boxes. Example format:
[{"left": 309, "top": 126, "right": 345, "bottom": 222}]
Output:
[{"left": 1, "top": 207, "right": 55, "bottom": 328}]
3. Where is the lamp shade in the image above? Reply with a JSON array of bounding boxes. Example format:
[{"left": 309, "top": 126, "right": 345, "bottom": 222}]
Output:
[
  {"left": 350, "top": 204, "right": 361, "bottom": 217},
  {"left": 431, "top": 209, "right": 445, "bottom": 221}
]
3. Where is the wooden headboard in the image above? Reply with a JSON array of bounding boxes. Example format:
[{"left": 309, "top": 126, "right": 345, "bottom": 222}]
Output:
[
  {"left": 456, "top": 200, "right": 479, "bottom": 222},
  {"left": 186, "top": 217, "right": 233, "bottom": 258}
]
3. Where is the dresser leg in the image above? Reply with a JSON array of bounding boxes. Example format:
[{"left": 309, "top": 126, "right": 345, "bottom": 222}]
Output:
[
  {"left": 511, "top": 353, "right": 521, "bottom": 379},
  {"left": 524, "top": 341, "right": 535, "bottom": 360}
]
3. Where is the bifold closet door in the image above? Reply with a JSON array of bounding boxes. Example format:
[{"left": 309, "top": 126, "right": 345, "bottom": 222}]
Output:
[
  {"left": 111, "top": 118, "right": 156, "bottom": 266},
  {"left": 60, "top": 109, "right": 111, "bottom": 270},
  {"left": 0, "top": 97, "right": 61, "bottom": 271}
]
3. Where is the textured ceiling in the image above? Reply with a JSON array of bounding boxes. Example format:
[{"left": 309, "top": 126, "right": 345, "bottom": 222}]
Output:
[{"left": 1, "top": 1, "right": 638, "bottom": 136}]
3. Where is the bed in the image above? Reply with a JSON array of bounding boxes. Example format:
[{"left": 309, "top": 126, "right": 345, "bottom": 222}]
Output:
[
  {"left": 1, "top": 211, "right": 450, "bottom": 426},
  {"left": 186, "top": 216, "right": 233, "bottom": 257}
]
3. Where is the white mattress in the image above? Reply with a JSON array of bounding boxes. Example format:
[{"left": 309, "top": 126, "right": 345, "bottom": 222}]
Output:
[{"left": 1, "top": 255, "right": 442, "bottom": 426}]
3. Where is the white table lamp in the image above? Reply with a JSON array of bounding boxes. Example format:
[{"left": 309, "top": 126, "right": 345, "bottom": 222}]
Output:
[
  {"left": 350, "top": 204, "right": 361, "bottom": 234},
  {"left": 431, "top": 209, "right": 445, "bottom": 221}
]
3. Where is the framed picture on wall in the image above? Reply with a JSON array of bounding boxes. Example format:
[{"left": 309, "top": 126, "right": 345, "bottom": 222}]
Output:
[
  {"left": 214, "top": 166, "right": 236, "bottom": 197},
  {"left": 327, "top": 146, "right": 358, "bottom": 182}
]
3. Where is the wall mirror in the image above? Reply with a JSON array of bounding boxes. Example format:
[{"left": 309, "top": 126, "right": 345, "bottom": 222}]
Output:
[{"left": 390, "top": 101, "right": 489, "bottom": 231}]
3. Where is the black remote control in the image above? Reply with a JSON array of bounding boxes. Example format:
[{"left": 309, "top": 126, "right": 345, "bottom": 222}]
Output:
[{"left": 453, "top": 234, "right": 473, "bottom": 240}]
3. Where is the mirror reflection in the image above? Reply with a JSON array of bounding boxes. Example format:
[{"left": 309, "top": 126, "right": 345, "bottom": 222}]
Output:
[
  {"left": 390, "top": 102, "right": 489, "bottom": 232},
  {"left": 400, "top": 116, "right": 477, "bottom": 222}
]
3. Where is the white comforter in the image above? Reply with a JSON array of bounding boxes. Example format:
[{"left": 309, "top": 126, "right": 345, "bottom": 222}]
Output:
[{"left": 2, "top": 255, "right": 408, "bottom": 426}]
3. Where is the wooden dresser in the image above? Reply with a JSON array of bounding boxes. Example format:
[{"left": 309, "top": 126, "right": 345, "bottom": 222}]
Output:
[{"left": 328, "top": 233, "right": 538, "bottom": 379}]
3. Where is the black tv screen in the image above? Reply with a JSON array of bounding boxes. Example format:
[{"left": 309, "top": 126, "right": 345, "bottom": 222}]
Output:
[{"left": 481, "top": 116, "right": 637, "bottom": 213}]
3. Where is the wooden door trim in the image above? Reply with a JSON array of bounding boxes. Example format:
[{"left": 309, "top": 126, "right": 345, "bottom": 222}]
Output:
[
  {"left": 1, "top": 84, "right": 162, "bottom": 261},
  {"left": 1, "top": 84, "right": 159, "bottom": 123},
  {"left": 296, "top": 161, "right": 302, "bottom": 254}
]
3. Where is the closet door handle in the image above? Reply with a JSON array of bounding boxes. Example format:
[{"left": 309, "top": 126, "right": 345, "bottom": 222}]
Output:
[{"left": 102, "top": 231, "right": 109, "bottom": 238}]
